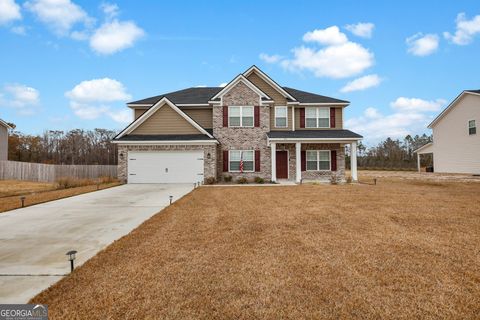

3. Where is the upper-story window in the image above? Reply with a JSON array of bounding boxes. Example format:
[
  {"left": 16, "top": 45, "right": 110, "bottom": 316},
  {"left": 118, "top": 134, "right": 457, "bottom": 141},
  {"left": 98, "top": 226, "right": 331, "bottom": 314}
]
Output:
[
  {"left": 229, "top": 106, "right": 253, "bottom": 127},
  {"left": 275, "top": 106, "right": 288, "bottom": 128},
  {"left": 306, "top": 107, "right": 330, "bottom": 128},
  {"left": 469, "top": 120, "right": 476, "bottom": 135}
]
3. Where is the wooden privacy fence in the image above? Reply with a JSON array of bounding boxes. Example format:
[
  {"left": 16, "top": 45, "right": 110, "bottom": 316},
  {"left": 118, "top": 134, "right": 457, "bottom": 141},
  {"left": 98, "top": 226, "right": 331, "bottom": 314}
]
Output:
[{"left": 0, "top": 161, "right": 117, "bottom": 182}]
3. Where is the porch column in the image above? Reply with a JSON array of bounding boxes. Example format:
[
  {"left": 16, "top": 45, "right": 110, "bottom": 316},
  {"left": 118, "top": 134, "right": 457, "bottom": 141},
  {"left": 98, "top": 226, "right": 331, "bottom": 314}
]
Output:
[
  {"left": 271, "top": 142, "right": 276, "bottom": 182},
  {"left": 350, "top": 141, "right": 358, "bottom": 181},
  {"left": 417, "top": 152, "right": 421, "bottom": 172},
  {"left": 295, "top": 142, "right": 301, "bottom": 183}
]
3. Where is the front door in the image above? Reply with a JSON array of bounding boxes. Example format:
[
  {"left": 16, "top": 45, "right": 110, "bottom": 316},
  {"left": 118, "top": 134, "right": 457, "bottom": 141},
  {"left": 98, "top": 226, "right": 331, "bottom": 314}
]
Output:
[{"left": 276, "top": 151, "right": 288, "bottom": 179}]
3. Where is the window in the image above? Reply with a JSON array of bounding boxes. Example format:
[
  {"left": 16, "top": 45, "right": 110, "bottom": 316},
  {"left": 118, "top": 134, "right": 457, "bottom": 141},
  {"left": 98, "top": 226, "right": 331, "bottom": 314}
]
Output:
[
  {"left": 469, "top": 120, "right": 476, "bottom": 135},
  {"left": 306, "top": 150, "right": 331, "bottom": 171},
  {"left": 305, "top": 107, "right": 330, "bottom": 128},
  {"left": 229, "top": 150, "right": 254, "bottom": 172},
  {"left": 275, "top": 106, "right": 288, "bottom": 128},
  {"left": 229, "top": 106, "right": 254, "bottom": 127}
]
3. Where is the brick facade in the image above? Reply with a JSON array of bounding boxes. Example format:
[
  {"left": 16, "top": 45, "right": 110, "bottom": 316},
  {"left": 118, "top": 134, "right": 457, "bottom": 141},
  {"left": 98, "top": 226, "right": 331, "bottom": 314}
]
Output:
[
  {"left": 117, "top": 144, "right": 217, "bottom": 183},
  {"left": 213, "top": 81, "right": 272, "bottom": 181}
]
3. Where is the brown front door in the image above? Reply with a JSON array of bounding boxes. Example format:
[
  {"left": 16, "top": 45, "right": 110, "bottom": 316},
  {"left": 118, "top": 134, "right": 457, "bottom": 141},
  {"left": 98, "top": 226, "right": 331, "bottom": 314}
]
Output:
[{"left": 276, "top": 151, "right": 288, "bottom": 179}]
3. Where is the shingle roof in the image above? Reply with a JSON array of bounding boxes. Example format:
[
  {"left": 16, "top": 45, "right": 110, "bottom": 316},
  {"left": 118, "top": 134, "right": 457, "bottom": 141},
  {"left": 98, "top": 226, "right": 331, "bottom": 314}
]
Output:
[
  {"left": 128, "top": 86, "right": 348, "bottom": 105},
  {"left": 115, "top": 134, "right": 216, "bottom": 141},
  {"left": 267, "top": 130, "right": 362, "bottom": 139},
  {"left": 466, "top": 89, "right": 480, "bottom": 94},
  {"left": 282, "top": 87, "right": 349, "bottom": 104}
]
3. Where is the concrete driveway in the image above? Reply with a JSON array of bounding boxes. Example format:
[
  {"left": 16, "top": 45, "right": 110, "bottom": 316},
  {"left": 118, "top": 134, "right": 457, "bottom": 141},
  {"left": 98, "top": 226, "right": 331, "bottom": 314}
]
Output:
[{"left": 0, "top": 184, "right": 193, "bottom": 303}]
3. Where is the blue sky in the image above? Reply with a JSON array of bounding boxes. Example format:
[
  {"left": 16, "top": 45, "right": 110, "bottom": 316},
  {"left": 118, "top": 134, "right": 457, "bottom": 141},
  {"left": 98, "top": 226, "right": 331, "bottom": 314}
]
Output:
[{"left": 0, "top": 0, "right": 479, "bottom": 145}]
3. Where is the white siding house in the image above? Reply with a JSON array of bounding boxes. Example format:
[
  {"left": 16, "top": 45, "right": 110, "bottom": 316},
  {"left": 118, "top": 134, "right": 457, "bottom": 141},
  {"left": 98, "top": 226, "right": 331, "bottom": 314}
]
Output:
[
  {"left": 417, "top": 90, "right": 480, "bottom": 174},
  {"left": 0, "top": 119, "right": 11, "bottom": 161}
]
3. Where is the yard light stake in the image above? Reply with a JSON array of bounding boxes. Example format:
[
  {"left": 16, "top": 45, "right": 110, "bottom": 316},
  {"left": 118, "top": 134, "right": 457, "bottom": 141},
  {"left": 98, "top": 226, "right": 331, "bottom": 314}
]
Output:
[
  {"left": 20, "top": 196, "right": 26, "bottom": 207},
  {"left": 169, "top": 195, "right": 173, "bottom": 205},
  {"left": 66, "top": 250, "right": 77, "bottom": 273}
]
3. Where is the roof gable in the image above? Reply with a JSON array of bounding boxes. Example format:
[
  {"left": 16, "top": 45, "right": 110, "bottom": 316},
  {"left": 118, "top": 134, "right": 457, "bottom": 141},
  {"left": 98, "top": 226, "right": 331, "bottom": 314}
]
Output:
[
  {"left": 428, "top": 90, "right": 480, "bottom": 128},
  {"left": 210, "top": 74, "right": 272, "bottom": 102},
  {"left": 243, "top": 65, "right": 296, "bottom": 101},
  {"left": 0, "top": 119, "right": 12, "bottom": 129},
  {"left": 115, "top": 97, "right": 213, "bottom": 139}
]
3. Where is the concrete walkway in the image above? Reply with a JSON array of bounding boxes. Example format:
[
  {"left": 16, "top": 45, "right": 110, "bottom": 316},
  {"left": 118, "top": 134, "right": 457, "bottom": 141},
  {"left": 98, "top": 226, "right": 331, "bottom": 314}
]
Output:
[{"left": 0, "top": 184, "right": 193, "bottom": 303}]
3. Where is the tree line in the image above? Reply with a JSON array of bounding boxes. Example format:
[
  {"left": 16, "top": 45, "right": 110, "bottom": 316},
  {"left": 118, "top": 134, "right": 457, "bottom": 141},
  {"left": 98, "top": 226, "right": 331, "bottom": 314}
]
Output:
[{"left": 7, "top": 126, "right": 118, "bottom": 165}]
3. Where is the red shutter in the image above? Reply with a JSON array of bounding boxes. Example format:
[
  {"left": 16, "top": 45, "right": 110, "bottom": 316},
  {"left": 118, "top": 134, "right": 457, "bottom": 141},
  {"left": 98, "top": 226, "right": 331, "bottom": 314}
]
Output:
[
  {"left": 301, "top": 151, "right": 306, "bottom": 171},
  {"left": 254, "top": 106, "right": 260, "bottom": 127},
  {"left": 300, "top": 108, "right": 305, "bottom": 128},
  {"left": 330, "top": 108, "right": 336, "bottom": 128},
  {"left": 223, "top": 106, "right": 228, "bottom": 127},
  {"left": 255, "top": 150, "right": 260, "bottom": 172},
  {"left": 331, "top": 150, "right": 337, "bottom": 171},
  {"left": 223, "top": 150, "right": 229, "bottom": 172}
]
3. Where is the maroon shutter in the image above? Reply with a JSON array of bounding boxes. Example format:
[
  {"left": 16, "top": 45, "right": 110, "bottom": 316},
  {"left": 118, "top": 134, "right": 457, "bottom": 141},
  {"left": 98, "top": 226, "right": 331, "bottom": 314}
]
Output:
[
  {"left": 331, "top": 150, "right": 337, "bottom": 171},
  {"left": 255, "top": 150, "right": 260, "bottom": 172},
  {"left": 301, "top": 151, "right": 306, "bottom": 171},
  {"left": 330, "top": 108, "right": 336, "bottom": 128},
  {"left": 223, "top": 150, "right": 229, "bottom": 172},
  {"left": 254, "top": 106, "right": 260, "bottom": 127},
  {"left": 300, "top": 108, "right": 305, "bottom": 128},
  {"left": 223, "top": 106, "right": 228, "bottom": 127}
]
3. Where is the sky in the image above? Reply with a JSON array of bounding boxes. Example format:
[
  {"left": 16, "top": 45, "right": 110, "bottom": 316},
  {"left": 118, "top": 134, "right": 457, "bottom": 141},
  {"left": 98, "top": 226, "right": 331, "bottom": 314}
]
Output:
[{"left": 0, "top": 0, "right": 479, "bottom": 145}]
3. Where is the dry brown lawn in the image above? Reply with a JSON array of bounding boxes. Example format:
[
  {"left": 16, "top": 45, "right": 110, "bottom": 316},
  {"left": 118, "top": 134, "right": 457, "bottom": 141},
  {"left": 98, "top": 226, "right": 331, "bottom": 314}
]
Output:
[
  {"left": 0, "top": 181, "right": 121, "bottom": 213},
  {"left": 31, "top": 180, "right": 480, "bottom": 319}
]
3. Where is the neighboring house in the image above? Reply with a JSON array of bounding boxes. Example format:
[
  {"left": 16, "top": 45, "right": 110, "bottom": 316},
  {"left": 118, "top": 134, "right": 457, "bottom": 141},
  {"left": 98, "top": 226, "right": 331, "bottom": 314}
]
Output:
[
  {"left": 0, "top": 119, "right": 11, "bottom": 161},
  {"left": 416, "top": 89, "right": 480, "bottom": 174},
  {"left": 112, "top": 66, "right": 362, "bottom": 184}
]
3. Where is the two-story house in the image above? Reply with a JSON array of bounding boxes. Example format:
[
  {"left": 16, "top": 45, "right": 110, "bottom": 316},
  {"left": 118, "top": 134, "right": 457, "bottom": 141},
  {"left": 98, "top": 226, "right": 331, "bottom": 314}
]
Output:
[
  {"left": 415, "top": 89, "right": 480, "bottom": 174},
  {"left": 112, "top": 66, "right": 362, "bottom": 183}
]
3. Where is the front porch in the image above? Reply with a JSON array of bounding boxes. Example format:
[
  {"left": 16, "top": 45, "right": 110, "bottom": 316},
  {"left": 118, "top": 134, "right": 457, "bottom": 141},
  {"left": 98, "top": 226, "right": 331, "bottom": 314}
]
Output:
[{"left": 267, "top": 130, "right": 362, "bottom": 183}]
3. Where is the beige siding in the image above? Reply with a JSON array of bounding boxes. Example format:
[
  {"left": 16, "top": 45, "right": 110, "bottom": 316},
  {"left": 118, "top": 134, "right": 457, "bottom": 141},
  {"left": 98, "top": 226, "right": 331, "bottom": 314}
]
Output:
[
  {"left": 431, "top": 93, "right": 480, "bottom": 174},
  {"left": 0, "top": 125, "right": 8, "bottom": 161},
  {"left": 246, "top": 72, "right": 287, "bottom": 105},
  {"left": 134, "top": 109, "right": 147, "bottom": 120},
  {"left": 270, "top": 106, "right": 293, "bottom": 130},
  {"left": 130, "top": 102, "right": 202, "bottom": 135},
  {"left": 182, "top": 108, "right": 213, "bottom": 128},
  {"left": 294, "top": 107, "right": 343, "bottom": 129}
]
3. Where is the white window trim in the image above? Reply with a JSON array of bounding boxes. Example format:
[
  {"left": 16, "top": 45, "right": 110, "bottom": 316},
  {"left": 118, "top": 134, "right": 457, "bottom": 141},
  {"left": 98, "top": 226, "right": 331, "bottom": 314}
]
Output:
[
  {"left": 228, "top": 106, "right": 254, "bottom": 128},
  {"left": 274, "top": 106, "right": 288, "bottom": 128},
  {"left": 306, "top": 150, "right": 331, "bottom": 171},
  {"left": 228, "top": 150, "right": 255, "bottom": 173},
  {"left": 468, "top": 119, "right": 476, "bottom": 135},
  {"left": 305, "top": 107, "right": 330, "bottom": 129}
]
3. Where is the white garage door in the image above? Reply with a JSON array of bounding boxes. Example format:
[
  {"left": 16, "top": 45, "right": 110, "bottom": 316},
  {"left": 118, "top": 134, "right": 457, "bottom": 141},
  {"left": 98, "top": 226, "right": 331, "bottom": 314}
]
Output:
[{"left": 128, "top": 151, "right": 204, "bottom": 184}]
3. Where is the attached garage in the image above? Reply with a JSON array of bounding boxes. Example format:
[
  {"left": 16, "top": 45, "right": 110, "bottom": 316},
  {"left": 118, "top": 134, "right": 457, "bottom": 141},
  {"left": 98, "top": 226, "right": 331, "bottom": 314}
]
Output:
[{"left": 128, "top": 151, "right": 204, "bottom": 184}]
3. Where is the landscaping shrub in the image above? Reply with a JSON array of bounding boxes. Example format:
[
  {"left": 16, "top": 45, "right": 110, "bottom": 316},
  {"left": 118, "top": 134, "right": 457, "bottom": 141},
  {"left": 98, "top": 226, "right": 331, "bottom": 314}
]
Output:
[
  {"left": 236, "top": 177, "right": 248, "bottom": 184},
  {"left": 254, "top": 176, "right": 265, "bottom": 184},
  {"left": 205, "top": 177, "right": 216, "bottom": 185},
  {"left": 346, "top": 176, "right": 352, "bottom": 184},
  {"left": 223, "top": 175, "right": 233, "bottom": 182},
  {"left": 55, "top": 177, "right": 93, "bottom": 189},
  {"left": 98, "top": 176, "right": 118, "bottom": 184},
  {"left": 330, "top": 173, "right": 341, "bottom": 185}
]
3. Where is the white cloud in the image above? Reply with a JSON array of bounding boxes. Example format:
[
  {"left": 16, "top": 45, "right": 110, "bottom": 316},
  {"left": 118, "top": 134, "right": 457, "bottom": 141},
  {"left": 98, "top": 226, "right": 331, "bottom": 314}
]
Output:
[
  {"left": 89, "top": 20, "right": 144, "bottom": 55},
  {"left": 24, "top": 0, "right": 92, "bottom": 36},
  {"left": 66, "top": 78, "right": 131, "bottom": 123},
  {"left": 100, "top": 2, "right": 119, "bottom": 20},
  {"left": 281, "top": 42, "right": 374, "bottom": 79},
  {"left": 0, "top": 84, "right": 40, "bottom": 115},
  {"left": 259, "top": 53, "right": 282, "bottom": 64},
  {"left": 391, "top": 97, "right": 446, "bottom": 112},
  {"left": 107, "top": 109, "right": 130, "bottom": 123},
  {"left": 303, "top": 26, "right": 348, "bottom": 45},
  {"left": 11, "top": 25, "right": 26, "bottom": 35},
  {"left": 346, "top": 108, "right": 430, "bottom": 142},
  {"left": 345, "top": 22, "right": 375, "bottom": 38},
  {"left": 219, "top": 82, "right": 227, "bottom": 87},
  {"left": 406, "top": 33, "right": 439, "bottom": 56},
  {"left": 340, "top": 74, "right": 382, "bottom": 93},
  {"left": 0, "top": 0, "right": 21, "bottom": 25},
  {"left": 444, "top": 13, "right": 480, "bottom": 45}
]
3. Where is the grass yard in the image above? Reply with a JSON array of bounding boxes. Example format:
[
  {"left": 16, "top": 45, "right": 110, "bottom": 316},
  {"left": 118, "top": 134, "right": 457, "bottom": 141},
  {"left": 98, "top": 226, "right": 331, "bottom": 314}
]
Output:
[
  {"left": 0, "top": 180, "right": 121, "bottom": 213},
  {"left": 31, "top": 179, "right": 480, "bottom": 319}
]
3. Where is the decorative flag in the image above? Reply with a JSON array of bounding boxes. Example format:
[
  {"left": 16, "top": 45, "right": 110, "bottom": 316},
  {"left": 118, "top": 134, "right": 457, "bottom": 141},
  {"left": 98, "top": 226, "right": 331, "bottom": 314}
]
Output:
[{"left": 239, "top": 151, "right": 244, "bottom": 173}]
